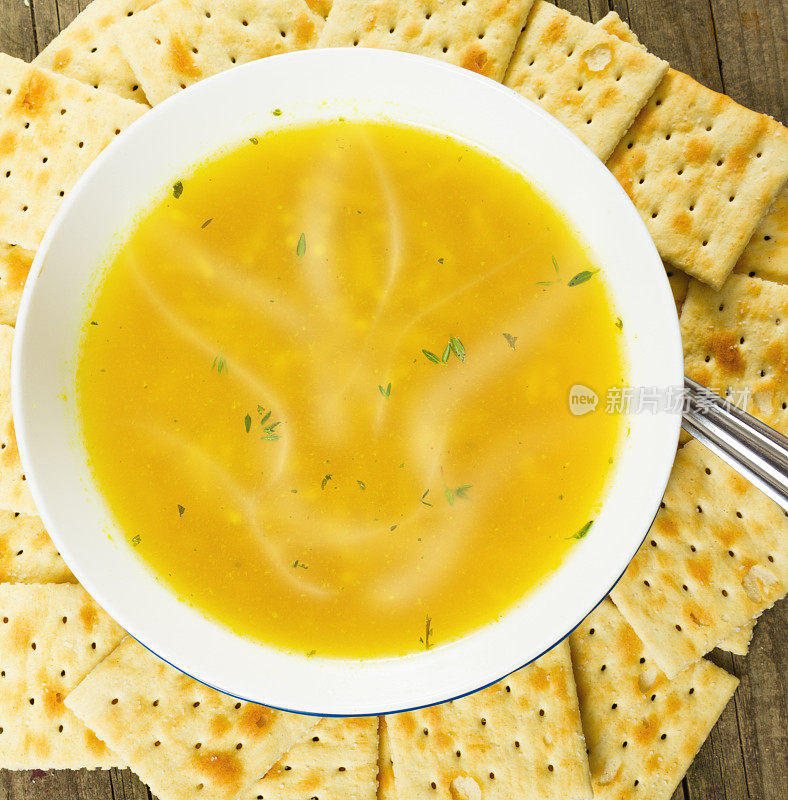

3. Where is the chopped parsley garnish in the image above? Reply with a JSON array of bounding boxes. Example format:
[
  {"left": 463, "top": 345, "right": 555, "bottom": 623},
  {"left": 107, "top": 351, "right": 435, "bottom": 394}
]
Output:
[
  {"left": 249, "top": 137, "right": 259, "bottom": 145},
  {"left": 615, "top": 317, "right": 623, "bottom": 331},
  {"left": 272, "top": 108, "right": 282, "bottom": 117},
  {"left": 321, "top": 473, "right": 333, "bottom": 490},
  {"left": 420, "top": 489, "right": 432, "bottom": 507},
  {"left": 244, "top": 413, "right": 252, "bottom": 433},
  {"left": 201, "top": 218, "right": 213, "bottom": 229},
  {"left": 211, "top": 353, "right": 228, "bottom": 374},
  {"left": 296, "top": 232, "right": 306, "bottom": 258},
  {"left": 131, "top": 534, "right": 141, "bottom": 547},
  {"left": 419, "top": 615, "right": 434, "bottom": 650},
  {"left": 424, "top": 337, "right": 466, "bottom": 365},
  {"left": 292, "top": 559, "right": 308, "bottom": 569},
  {"left": 172, "top": 181, "right": 183, "bottom": 199},
  {"left": 379, "top": 382, "right": 391, "bottom": 398},
  {"left": 257, "top": 406, "right": 281, "bottom": 440},
  {"left": 177, "top": 504, "right": 185, "bottom": 517},
  {"left": 567, "top": 269, "right": 599, "bottom": 287},
  {"left": 357, "top": 480, "right": 366, "bottom": 490},
  {"left": 503, "top": 332, "right": 517, "bottom": 350},
  {"left": 90, "top": 320, "right": 99, "bottom": 326},
  {"left": 306, "top": 649, "right": 316, "bottom": 658},
  {"left": 537, "top": 255, "right": 561, "bottom": 286},
  {"left": 567, "top": 520, "right": 593, "bottom": 540}
]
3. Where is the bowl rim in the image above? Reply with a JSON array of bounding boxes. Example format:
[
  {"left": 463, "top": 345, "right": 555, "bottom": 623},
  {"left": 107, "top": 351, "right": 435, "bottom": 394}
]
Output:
[{"left": 11, "top": 47, "right": 683, "bottom": 715}]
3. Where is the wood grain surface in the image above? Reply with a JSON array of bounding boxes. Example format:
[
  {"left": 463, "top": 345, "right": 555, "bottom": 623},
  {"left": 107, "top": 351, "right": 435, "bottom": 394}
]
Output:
[{"left": 0, "top": 0, "right": 785, "bottom": 798}]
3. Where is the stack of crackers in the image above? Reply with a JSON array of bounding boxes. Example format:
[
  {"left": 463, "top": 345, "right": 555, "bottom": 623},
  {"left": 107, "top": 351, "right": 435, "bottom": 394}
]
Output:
[{"left": 0, "top": 1, "right": 786, "bottom": 798}]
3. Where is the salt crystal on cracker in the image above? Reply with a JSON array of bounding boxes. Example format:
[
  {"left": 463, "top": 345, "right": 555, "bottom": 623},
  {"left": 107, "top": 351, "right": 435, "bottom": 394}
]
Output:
[
  {"left": 611, "top": 440, "right": 788, "bottom": 678},
  {"left": 503, "top": 2, "right": 667, "bottom": 160},
  {"left": 66, "top": 636, "right": 319, "bottom": 800},
  {"left": 317, "top": 0, "right": 535, "bottom": 83},
  {"left": 570, "top": 598, "right": 738, "bottom": 800},
  {"left": 0, "top": 583, "right": 125, "bottom": 768},
  {"left": 0, "top": 54, "right": 146, "bottom": 250},
  {"left": 717, "top": 619, "right": 755, "bottom": 655},
  {"left": 113, "top": 0, "right": 325, "bottom": 106},
  {"left": 681, "top": 273, "right": 788, "bottom": 432},
  {"left": 385, "top": 640, "right": 592, "bottom": 800},
  {"left": 34, "top": 0, "right": 157, "bottom": 103},
  {"left": 606, "top": 68, "right": 788, "bottom": 288},
  {"left": 0, "top": 324, "right": 35, "bottom": 515},
  {"left": 249, "top": 716, "right": 378, "bottom": 800},
  {"left": 0, "top": 511, "right": 74, "bottom": 583}
]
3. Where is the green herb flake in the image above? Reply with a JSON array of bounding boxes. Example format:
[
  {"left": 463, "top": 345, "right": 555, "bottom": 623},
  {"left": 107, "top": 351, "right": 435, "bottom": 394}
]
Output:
[
  {"left": 131, "top": 534, "right": 141, "bottom": 547},
  {"left": 177, "top": 504, "right": 185, "bottom": 517},
  {"left": 441, "top": 343, "right": 451, "bottom": 363},
  {"left": 437, "top": 257, "right": 444, "bottom": 264},
  {"left": 454, "top": 484, "right": 472, "bottom": 500},
  {"left": 201, "top": 218, "right": 213, "bottom": 229},
  {"left": 379, "top": 382, "right": 391, "bottom": 398},
  {"left": 422, "top": 349, "right": 441, "bottom": 364},
  {"left": 567, "top": 520, "right": 593, "bottom": 540},
  {"left": 615, "top": 317, "right": 623, "bottom": 331},
  {"left": 420, "top": 489, "right": 432, "bottom": 507},
  {"left": 567, "top": 269, "right": 599, "bottom": 287},
  {"left": 444, "top": 486, "right": 454, "bottom": 506},
  {"left": 321, "top": 473, "right": 333, "bottom": 490},
  {"left": 296, "top": 232, "right": 306, "bottom": 258},
  {"left": 90, "top": 320, "right": 99, "bottom": 326},
  {"left": 244, "top": 413, "right": 251, "bottom": 433},
  {"left": 503, "top": 332, "right": 517, "bottom": 350},
  {"left": 292, "top": 559, "right": 308, "bottom": 569},
  {"left": 419, "top": 615, "right": 434, "bottom": 650},
  {"left": 306, "top": 649, "right": 316, "bottom": 658},
  {"left": 449, "top": 336, "right": 466, "bottom": 362},
  {"left": 357, "top": 480, "right": 366, "bottom": 490},
  {"left": 172, "top": 180, "right": 183, "bottom": 199},
  {"left": 249, "top": 136, "right": 259, "bottom": 145},
  {"left": 390, "top": 524, "right": 397, "bottom": 531},
  {"left": 211, "top": 353, "right": 228, "bottom": 374},
  {"left": 256, "top": 406, "right": 282, "bottom": 441},
  {"left": 272, "top": 108, "right": 282, "bottom": 117}
]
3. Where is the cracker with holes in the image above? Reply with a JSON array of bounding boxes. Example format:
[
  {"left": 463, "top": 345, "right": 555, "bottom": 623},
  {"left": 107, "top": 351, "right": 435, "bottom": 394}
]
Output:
[
  {"left": 503, "top": 2, "right": 667, "bottom": 160},
  {"left": 569, "top": 598, "right": 738, "bottom": 800},
  {"left": 606, "top": 68, "right": 788, "bottom": 288},
  {"left": 733, "top": 187, "right": 788, "bottom": 283},
  {"left": 248, "top": 716, "right": 378, "bottom": 800},
  {"left": 0, "top": 511, "right": 74, "bottom": 583},
  {"left": 65, "top": 636, "right": 319, "bottom": 800},
  {"left": 0, "top": 583, "right": 125, "bottom": 768},
  {"left": 681, "top": 273, "right": 788, "bottom": 432},
  {"left": 0, "top": 324, "right": 35, "bottom": 514},
  {"left": 610, "top": 440, "right": 788, "bottom": 678},
  {"left": 317, "top": 0, "right": 535, "bottom": 82},
  {"left": 0, "top": 243, "right": 34, "bottom": 326},
  {"left": 112, "top": 0, "right": 325, "bottom": 106},
  {"left": 378, "top": 716, "right": 396, "bottom": 800},
  {"left": 384, "top": 640, "right": 592, "bottom": 800},
  {"left": 34, "top": 0, "right": 157, "bottom": 104},
  {"left": 0, "top": 55, "right": 146, "bottom": 251}
]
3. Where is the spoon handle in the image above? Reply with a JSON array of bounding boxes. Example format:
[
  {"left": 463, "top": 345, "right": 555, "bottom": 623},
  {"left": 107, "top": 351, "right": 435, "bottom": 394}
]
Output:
[{"left": 682, "top": 376, "right": 788, "bottom": 511}]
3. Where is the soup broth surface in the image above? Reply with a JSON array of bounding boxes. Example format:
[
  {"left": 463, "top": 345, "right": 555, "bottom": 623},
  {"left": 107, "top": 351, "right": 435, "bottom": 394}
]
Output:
[{"left": 77, "top": 121, "right": 625, "bottom": 657}]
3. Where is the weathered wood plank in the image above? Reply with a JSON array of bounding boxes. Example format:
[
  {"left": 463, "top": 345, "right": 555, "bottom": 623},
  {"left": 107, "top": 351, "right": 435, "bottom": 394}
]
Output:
[
  {"left": 626, "top": 0, "right": 724, "bottom": 91},
  {"left": 31, "top": 0, "right": 63, "bottom": 53},
  {"left": 109, "top": 767, "right": 153, "bottom": 800},
  {"left": 555, "top": 0, "right": 593, "bottom": 23},
  {"left": 709, "top": 0, "right": 788, "bottom": 122},
  {"left": 0, "top": 0, "right": 35, "bottom": 61}
]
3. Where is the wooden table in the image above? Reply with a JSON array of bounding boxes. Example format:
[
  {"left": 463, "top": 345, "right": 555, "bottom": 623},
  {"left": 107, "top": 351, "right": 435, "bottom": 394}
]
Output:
[{"left": 0, "top": 1, "right": 785, "bottom": 798}]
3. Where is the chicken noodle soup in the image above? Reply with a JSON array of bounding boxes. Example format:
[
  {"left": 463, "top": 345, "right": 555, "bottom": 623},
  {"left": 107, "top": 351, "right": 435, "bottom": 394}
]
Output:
[{"left": 76, "top": 121, "right": 626, "bottom": 658}]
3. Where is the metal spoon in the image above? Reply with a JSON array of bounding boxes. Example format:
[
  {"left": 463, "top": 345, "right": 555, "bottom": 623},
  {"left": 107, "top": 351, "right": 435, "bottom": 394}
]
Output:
[{"left": 683, "top": 376, "right": 788, "bottom": 511}]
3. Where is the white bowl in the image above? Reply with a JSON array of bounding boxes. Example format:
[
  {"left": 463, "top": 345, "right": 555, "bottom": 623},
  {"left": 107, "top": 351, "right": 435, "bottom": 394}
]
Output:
[{"left": 12, "top": 48, "right": 682, "bottom": 715}]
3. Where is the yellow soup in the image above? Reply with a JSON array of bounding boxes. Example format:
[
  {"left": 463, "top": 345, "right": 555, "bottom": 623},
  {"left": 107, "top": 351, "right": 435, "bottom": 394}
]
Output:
[{"left": 77, "top": 121, "right": 625, "bottom": 658}]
